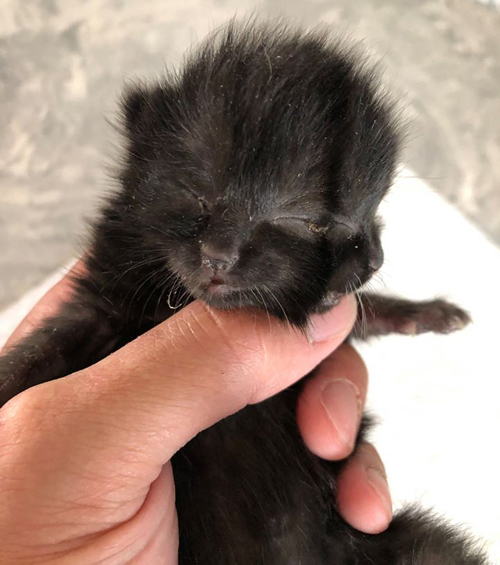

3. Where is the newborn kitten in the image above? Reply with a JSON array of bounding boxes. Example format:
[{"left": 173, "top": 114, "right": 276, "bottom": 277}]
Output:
[{"left": 0, "top": 21, "right": 487, "bottom": 564}]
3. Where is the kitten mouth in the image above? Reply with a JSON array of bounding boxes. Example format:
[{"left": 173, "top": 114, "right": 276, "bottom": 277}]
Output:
[
  {"left": 197, "top": 275, "right": 239, "bottom": 297},
  {"left": 206, "top": 281, "right": 237, "bottom": 296},
  {"left": 209, "top": 275, "right": 226, "bottom": 286}
]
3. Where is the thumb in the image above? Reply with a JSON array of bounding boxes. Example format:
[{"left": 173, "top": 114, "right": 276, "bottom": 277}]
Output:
[{"left": 2, "top": 296, "right": 356, "bottom": 479}]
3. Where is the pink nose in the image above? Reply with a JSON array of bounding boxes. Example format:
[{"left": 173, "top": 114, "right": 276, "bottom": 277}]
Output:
[{"left": 368, "top": 247, "right": 384, "bottom": 273}]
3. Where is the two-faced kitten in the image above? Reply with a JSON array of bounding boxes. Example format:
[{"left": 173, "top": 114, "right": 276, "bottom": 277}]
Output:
[{"left": 0, "top": 21, "right": 487, "bottom": 564}]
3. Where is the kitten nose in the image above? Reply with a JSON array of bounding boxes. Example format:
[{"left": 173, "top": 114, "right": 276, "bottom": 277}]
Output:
[{"left": 201, "top": 243, "right": 238, "bottom": 273}]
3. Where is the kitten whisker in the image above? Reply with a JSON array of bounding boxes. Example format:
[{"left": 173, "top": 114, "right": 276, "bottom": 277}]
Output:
[
  {"left": 263, "top": 284, "right": 294, "bottom": 334},
  {"left": 104, "top": 254, "right": 167, "bottom": 292},
  {"left": 254, "top": 286, "right": 272, "bottom": 332}
]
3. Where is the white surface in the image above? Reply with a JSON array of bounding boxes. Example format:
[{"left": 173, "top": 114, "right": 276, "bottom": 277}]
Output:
[
  {"left": 358, "top": 171, "right": 500, "bottom": 560},
  {"left": 1, "top": 169, "right": 499, "bottom": 560}
]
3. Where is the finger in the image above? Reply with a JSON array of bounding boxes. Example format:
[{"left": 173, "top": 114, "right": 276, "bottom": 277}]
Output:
[
  {"left": 1, "top": 295, "right": 358, "bottom": 488},
  {"left": 297, "top": 343, "right": 368, "bottom": 460},
  {"left": 3, "top": 260, "right": 85, "bottom": 351},
  {"left": 336, "top": 443, "right": 392, "bottom": 534}
]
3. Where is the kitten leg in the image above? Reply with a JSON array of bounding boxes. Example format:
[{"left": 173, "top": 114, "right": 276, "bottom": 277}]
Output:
[
  {"left": 355, "top": 292, "right": 471, "bottom": 339},
  {"left": 0, "top": 295, "right": 119, "bottom": 407}
]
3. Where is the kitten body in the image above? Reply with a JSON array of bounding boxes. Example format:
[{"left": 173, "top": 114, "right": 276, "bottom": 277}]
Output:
[{"left": 0, "top": 21, "right": 486, "bottom": 564}]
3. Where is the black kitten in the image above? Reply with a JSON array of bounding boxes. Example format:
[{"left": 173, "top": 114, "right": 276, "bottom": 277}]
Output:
[{"left": 0, "top": 21, "right": 487, "bottom": 564}]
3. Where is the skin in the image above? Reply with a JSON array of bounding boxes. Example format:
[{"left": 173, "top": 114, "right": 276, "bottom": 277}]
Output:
[{"left": 0, "top": 265, "right": 391, "bottom": 564}]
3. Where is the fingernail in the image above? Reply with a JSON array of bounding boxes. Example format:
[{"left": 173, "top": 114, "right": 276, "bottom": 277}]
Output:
[
  {"left": 308, "top": 296, "right": 356, "bottom": 343},
  {"left": 320, "top": 379, "right": 361, "bottom": 452},
  {"left": 366, "top": 465, "right": 392, "bottom": 520}
]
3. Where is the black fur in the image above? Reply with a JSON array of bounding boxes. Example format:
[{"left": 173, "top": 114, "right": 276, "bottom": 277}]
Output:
[{"left": 0, "top": 21, "right": 487, "bottom": 564}]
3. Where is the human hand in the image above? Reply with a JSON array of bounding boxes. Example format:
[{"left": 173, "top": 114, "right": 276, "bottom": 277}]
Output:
[{"left": 0, "top": 266, "right": 391, "bottom": 564}]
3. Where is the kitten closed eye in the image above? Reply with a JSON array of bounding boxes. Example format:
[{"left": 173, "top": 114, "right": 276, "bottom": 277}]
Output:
[{"left": 271, "top": 216, "right": 330, "bottom": 235}]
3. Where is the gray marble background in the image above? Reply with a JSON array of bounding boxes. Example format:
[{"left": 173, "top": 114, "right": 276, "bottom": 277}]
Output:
[{"left": 1, "top": 0, "right": 499, "bottom": 309}]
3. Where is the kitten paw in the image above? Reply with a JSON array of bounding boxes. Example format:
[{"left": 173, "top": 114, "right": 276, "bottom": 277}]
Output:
[
  {"left": 395, "top": 300, "right": 471, "bottom": 335},
  {"left": 355, "top": 293, "right": 472, "bottom": 339}
]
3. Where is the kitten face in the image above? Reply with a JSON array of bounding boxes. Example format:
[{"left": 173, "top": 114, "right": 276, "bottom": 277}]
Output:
[
  {"left": 124, "top": 161, "right": 384, "bottom": 324},
  {"left": 116, "top": 24, "right": 400, "bottom": 324},
  {"left": 170, "top": 203, "right": 383, "bottom": 315}
]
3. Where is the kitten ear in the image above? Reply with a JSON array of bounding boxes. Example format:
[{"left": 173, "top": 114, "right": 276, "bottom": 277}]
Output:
[
  {"left": 120, "top": 83, "right": 151, "bottom": 135},
  {"left": 120, "top": 82, "right": 176, "bottom": 140}
]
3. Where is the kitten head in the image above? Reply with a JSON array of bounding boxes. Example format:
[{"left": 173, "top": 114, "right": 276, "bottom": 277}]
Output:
[{"left": 115, "top": 22, "right": 402, "bottom": 325}]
